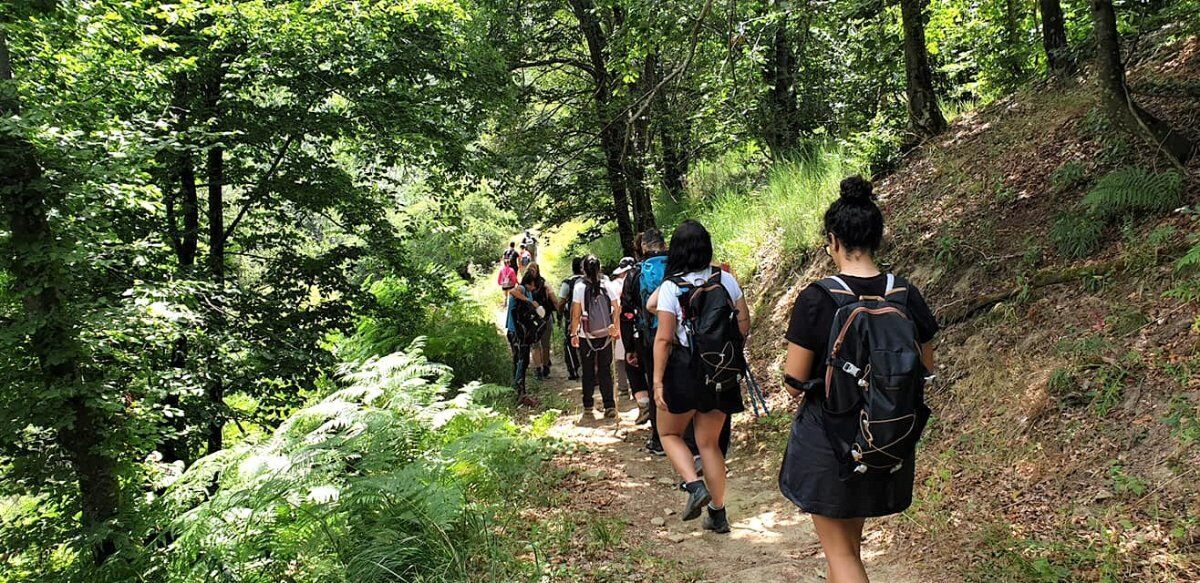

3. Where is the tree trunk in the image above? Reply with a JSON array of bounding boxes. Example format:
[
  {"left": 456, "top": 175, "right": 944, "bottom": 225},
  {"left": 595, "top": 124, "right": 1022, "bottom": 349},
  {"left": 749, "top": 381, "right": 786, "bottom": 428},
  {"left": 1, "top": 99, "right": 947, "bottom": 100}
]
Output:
[
  {"left": 761, "top": 1, "right": 799, "bottom": 158},
  {"left": 659, "top": 112, "right": 690, "bottom": 202},
  {"left": 1091, "top": 0, "right": 1194, "bottom": 167},
  {"left": 0, "top": 27, "right": 120, "bottom": 562},
  {"left": 158, "top": 72, "right": 200, "bottom": 465},
  {"left": 626, "top": 53, "right": 657, "bottom": 234},
  {"left": 1039, "top": 0, "right": 1072, "bottom": 77},
  {"left": 899, "top": 0, "right": 947, "bottom": 139},
  {"left": 568, "top": 0, "right": 636, "bottom": 255},
  {"left": 1004, "top": 0, "right": 1024, "bottom": 79},
  {"left": 202, "top": 64, "right": 226, "bottom": 454}
]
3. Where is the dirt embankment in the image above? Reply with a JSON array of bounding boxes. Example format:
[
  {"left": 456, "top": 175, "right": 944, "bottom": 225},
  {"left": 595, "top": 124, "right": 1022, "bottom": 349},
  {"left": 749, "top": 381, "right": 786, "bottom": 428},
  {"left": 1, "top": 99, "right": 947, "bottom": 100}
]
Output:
[{"left": 740, "top": 36, "right": 1200, "bottom": 581}]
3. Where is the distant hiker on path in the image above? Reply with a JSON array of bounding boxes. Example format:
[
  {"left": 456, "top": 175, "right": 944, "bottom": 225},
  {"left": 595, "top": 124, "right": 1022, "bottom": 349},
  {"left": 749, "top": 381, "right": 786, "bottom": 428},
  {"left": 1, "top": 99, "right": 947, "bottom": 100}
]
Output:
[
  {"left": 523, "top": 230, "right": 539, "bottom": 262},
  {"left": 497, "top": 257, "right": 518, "bottom": 306},
  {"left": 608, "top": 257, "right": 635, "bottom": 403},
  {"left": 558, "top": 257, "right": 584, "bottom": 380},
  {"left": 571, "top": 255, "right": 620, "bottom": 421},
  {"left": 506, "top": 269, "right": 548, "bottom": 408},
  {"left": 502, "top": 241, "right": 518, "bottom": 267},
  {"left": 525, "top": 262, "right": 558, "bottom": 380},
  {"left": 779, "top": 176, "right": 939, "bottom": 583},
  {"left": 519, "top": 244, "right": 533, "bottom": 270},
  {"left": 620, "top": 231, "right": 666, "bottom": 454},
  {"left": 649, "top": 220, "right": 750, "bottom": 534}
]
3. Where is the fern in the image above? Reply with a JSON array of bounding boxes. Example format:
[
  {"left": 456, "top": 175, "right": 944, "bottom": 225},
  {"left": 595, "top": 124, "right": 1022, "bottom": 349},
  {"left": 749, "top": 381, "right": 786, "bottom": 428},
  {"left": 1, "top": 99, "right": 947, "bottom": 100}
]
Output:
[
  {"left": 1049, "top": 161, "right": 1086, "bottom": 193},
  {"left": 154, "top": 341, "right": 546, "bottom": 582},
  {"left": 1177, "top": 242, "right": 1200, "bottom": 274},
  {"left": 1051, "top": 211, "right": 1104, "bottom": 259},
  {"left": 1081, "top": 167, "right": 1183, "bottom": 220}
]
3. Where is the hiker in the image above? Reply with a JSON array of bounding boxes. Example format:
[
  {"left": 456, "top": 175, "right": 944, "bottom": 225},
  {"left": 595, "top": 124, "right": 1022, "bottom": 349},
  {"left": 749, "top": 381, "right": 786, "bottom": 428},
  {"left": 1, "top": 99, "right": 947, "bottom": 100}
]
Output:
[
  {"left": 502, "top": 241, "right": 518, "bottom": 267},
  {"left": 519, "top": 243, "right": 533, "bottom": 270},
  {"left": 778, "top": 176, "right": 938, "bottom": 582},
  {"left": 650, "top": 220, "right": 750, "bottom": 534},
  {"left": 558, "top": 257, "right": 584, "bottom": 380},
  {"left": 608, "top": 257, "right": 635, "bottom": 402},
  {"left": 506, "top": 269, "right": 548, "bottom": 408},
  {"left": 523, "top": 230, "right": 539, "bottom": 262},
  {"left": 570, "top": 255, "right": 620, "bottom": 421},
  {"left": 497, "top": 256, "right": 518, "bottom": 305},
  {"left": 620, "top": 230, "right": 666, "bottom": 454},
  {"left": 526, "top": 262, "right": 558, "bottom": 380}
]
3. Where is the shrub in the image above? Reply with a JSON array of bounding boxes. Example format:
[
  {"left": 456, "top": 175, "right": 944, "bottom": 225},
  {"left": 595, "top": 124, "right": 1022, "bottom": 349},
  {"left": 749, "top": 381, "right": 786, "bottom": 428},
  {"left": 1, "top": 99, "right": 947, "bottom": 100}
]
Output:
[
  {"left": 155, "top": 342, "right": 546, "bottom": 582},
  {"left": 844, "top": 124, "right": 904, "bottom": 177}
]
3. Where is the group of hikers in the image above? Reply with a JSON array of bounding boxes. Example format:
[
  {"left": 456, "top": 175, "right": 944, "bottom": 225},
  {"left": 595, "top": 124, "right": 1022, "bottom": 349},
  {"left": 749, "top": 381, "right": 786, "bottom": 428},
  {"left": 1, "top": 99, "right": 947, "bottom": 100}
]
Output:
[{"left": 498, "top": 177, "right": 939, "bottom": 582}]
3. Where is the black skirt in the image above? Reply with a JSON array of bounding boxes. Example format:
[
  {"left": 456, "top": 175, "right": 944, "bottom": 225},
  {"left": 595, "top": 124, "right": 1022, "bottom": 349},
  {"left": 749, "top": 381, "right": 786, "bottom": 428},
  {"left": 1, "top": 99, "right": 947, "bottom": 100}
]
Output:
[
  {"left": 778, "top": 399, "right": 915, "bottom": 519},
  {"left": 661, "top": 346, "right": 744, "bottom": 415}
]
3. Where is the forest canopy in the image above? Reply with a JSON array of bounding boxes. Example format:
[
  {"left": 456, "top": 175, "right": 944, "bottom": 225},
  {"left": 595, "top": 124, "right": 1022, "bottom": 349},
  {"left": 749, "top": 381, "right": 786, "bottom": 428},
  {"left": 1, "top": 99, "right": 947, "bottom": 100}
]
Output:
[{"left": 1, "top": 0, "right": 1197, "bottom": 580}]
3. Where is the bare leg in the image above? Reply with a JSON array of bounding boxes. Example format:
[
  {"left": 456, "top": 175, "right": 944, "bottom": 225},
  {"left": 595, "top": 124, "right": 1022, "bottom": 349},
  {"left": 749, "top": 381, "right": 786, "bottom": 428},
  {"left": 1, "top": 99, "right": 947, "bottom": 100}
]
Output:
[
  {"left": 811, "top": 515, "right": 868, "bottom": 583},
  {"left": 656, "top": 408, "right": 699, "bottom": 482},
  {"left": 692, "top": 411, "right": 728, "bottom": 507}
]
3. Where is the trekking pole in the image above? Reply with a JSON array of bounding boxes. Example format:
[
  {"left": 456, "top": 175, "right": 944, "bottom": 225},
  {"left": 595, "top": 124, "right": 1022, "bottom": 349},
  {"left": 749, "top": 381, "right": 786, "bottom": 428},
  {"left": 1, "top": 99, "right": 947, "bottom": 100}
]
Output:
[{"left": 743, "top": 361, "right": 770, "bottom": 417}]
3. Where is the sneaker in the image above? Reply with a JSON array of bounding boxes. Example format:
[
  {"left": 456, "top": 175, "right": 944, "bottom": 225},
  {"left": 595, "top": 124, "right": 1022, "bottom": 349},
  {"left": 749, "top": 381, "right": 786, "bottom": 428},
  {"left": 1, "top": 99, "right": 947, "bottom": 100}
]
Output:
[
  {"left": 568, "top": 374, "right": 579, "bottom": 381},
  {"left": 635, "top": 405, "right": 651, "bottom": 425},
  {"left": 702, "top": 506, "right": 730, "bottom": 534},
  {"left": 579, "top": 411, "right": 592, "bottom": 423},
  {"left": 681, "top": 481, "right": 711, "bottom": 521},
  {"left": 603, "top": 407, "right": 618, "bottom": 419},
  {"left": 646, "top": 441, "right": 666, "bottom": 457}
]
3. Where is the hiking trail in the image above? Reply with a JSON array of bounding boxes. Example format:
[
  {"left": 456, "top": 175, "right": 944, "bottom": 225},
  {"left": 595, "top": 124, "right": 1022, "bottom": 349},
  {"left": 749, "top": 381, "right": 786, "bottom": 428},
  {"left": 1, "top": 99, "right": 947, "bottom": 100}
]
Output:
[
  {"left": 531, "top": 367, "right": 923, "bottom": 582},
  {"left": 494, "top": 291, "right": 923, "bottom": 581}
]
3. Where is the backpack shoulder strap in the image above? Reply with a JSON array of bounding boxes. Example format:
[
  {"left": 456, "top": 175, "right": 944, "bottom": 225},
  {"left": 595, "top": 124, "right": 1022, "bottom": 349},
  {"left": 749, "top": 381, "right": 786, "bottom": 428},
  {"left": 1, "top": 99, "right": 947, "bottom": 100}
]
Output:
[
  {"left": 813, "top": 276, "right": 858, "bottom": 309},
  {"left": 884, "top": 273, "right": 910, "bottom": 306}
]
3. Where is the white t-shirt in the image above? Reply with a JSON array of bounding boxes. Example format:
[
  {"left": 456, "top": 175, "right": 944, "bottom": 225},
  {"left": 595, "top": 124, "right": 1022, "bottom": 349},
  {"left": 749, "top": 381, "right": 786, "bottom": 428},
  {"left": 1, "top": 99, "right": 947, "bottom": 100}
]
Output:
[
  {"left": 656, "top": 268, "right": 744, "bottom": 347},
  {"left": 573, "top": 277, "right": 615, "bottom": 339},
  {"left": 606, "top": 276, "right": 627, "bottom": 359}
]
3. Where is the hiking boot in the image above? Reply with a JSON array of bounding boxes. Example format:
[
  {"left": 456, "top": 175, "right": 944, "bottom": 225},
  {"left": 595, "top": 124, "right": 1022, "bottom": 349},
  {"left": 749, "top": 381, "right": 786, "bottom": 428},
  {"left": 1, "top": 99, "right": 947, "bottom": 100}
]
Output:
[
  {"left": 646, "top": 441, "right": 665, "bottom": 457},
  {"left": 603, "top": 407, "right": 618, "bottom": 419},
  {"left": 694, "top": 456, "right": 704, "bottom": 477},
  {"left": 681, "top": 481, "right": 711, "bottom": 521},
  {"left": 635, "top": 405, "right": 651, "bottom": 425},
  {"left": 702, "top": 506, "right": 730, "bottom": 534},
  {"left": 518, "top": 394, "right": 539, "bottom": 408},
  {"left": 579, "top": 410, "right": 593, "bottom": 424}
]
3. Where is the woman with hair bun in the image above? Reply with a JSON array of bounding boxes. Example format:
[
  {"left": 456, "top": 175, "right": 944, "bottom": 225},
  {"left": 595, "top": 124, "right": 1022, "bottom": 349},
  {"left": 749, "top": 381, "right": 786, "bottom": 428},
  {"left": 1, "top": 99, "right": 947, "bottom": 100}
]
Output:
[{"left": 779, "top": 176, "right": 939, "bottom": 582}]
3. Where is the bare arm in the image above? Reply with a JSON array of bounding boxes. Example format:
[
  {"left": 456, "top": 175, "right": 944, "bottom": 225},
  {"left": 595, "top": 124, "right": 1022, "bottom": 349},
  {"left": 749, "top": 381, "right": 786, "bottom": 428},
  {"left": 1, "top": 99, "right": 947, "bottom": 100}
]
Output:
[
  {"left": 783, "top": 342, "right": 817, "bottom": 398},
  {"left": 609, "top": 298, "right": 620, "bottom": 339},
  {"left": 509, "top": 286, "right": 535, "bottom": 305},
  {"left": 735, "top": 295, "right": 750, "bottom": 337},
  {"left": 570, "top": 301, "right": 582, "bottom": 338},
  {"left": 652, "top": 311, "right": 677, "bottom": 409},
  {"left": 646, "top": 288, "right": 659, "bottom": 313}
]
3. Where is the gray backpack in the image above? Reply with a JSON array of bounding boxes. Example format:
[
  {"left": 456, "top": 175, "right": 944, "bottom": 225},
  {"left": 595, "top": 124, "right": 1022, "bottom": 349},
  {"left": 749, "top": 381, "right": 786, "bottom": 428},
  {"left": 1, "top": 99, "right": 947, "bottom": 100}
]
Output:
[{"left": 581, "top": 281, "right": 612, "bottom": 336}]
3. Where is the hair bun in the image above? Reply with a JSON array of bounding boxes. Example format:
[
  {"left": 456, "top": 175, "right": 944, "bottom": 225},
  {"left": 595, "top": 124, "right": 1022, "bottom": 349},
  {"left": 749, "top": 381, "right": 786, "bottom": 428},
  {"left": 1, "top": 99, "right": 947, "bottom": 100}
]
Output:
[{"left": 839, "top": 176, "right": 874, "bottom": 203}]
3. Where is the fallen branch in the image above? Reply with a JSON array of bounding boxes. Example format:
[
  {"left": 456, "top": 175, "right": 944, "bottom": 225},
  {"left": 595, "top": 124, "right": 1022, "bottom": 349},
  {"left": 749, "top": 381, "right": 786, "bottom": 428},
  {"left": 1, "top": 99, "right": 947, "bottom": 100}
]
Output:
[{"left": 936, "top": 244, "right": 1191, "bottom": 326}]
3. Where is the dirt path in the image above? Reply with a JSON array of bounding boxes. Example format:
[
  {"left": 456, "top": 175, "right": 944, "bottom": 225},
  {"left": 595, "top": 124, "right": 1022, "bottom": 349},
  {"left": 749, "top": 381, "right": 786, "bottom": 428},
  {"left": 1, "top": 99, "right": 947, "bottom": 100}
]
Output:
[{"left": 532, "top": 366, "right": 923, "bottom": 583}]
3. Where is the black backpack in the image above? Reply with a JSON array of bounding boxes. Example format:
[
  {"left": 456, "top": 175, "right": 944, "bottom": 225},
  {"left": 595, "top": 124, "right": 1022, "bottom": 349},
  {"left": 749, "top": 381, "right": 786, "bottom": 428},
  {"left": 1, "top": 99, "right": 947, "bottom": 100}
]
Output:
[
  {"left": 815, "top": 274, "right": 931, "bottom": 481},
  {"left": 511, "top": 286, "right": 546, "bottom": 346},
  {"left": 670, "top": 268, "right": 745, "bottom": 392}
]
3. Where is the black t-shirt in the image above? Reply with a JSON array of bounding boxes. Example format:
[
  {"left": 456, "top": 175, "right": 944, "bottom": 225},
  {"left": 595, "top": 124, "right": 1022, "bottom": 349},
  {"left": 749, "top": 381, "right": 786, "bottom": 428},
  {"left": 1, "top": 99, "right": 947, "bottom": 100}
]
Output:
[{"left": 785, "top": 273, "right": 939, "bottom": 382}]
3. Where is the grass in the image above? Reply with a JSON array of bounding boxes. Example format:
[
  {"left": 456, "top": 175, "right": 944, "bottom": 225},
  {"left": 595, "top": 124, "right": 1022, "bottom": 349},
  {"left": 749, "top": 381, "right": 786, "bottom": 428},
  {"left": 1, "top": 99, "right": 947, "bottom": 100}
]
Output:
[{"left": 570, "top": 142, "right": 862, "bottom": 279}]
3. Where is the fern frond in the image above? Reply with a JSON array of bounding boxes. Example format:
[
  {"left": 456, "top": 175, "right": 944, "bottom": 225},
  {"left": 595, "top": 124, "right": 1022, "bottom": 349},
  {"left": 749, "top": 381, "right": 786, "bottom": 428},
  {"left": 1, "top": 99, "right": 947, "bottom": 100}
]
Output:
[
  {"left": 1082, "top": 167, "right": 1183, "bottom": 219},
  {"left": 1177, "top": 242, "right": 1200, "bottom": 273}
]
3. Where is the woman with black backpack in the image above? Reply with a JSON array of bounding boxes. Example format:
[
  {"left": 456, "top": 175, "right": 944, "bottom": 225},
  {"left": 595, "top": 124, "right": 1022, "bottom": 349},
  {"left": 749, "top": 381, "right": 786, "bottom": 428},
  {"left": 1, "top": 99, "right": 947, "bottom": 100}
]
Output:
[
  {"left": 779, "top": 177, "right": 939, "bottom": 582},
  {"left": 506, "top": 269, "right": 546, "bottom": 408},
  {"left": 650, "top": 220, "right": 750, "bottom": 534}
]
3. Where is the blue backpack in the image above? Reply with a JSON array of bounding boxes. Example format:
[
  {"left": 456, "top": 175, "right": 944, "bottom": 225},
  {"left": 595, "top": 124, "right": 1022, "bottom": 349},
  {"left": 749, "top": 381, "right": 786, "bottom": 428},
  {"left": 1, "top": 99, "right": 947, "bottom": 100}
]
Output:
[{"left": 636, "top": 255, "right": 668, "bottom": 338}]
